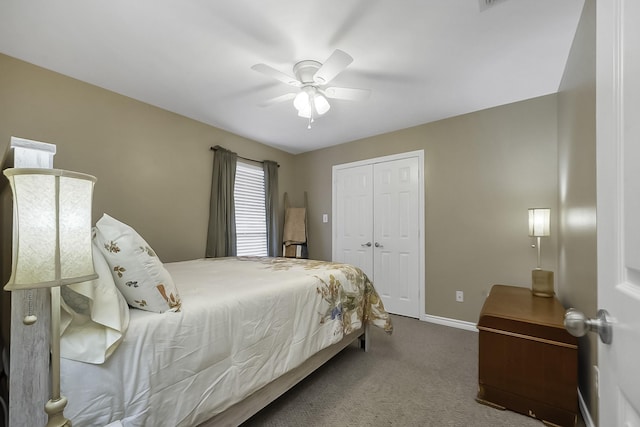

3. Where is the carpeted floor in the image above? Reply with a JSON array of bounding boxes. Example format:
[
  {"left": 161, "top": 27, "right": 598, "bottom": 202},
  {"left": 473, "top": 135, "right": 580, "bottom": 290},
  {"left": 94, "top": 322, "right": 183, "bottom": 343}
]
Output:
[{"left": 242, "top": 314, "right": 581, "bottom": 427}]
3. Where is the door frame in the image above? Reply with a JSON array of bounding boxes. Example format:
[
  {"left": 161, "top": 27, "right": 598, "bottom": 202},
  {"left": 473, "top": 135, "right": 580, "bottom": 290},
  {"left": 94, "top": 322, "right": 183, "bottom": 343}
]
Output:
[{"left": 332, "top": 150, "right": 425, "bottom": 318}]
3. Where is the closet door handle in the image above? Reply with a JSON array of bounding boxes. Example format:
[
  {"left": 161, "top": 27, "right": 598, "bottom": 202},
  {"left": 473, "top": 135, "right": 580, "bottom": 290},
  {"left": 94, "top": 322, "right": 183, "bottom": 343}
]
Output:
[
  {"left": 374, "top": 242, "right": 383, "bottom": 248},
  {"left": 361, "top": 242, "right": 372, "bottom": 247}
]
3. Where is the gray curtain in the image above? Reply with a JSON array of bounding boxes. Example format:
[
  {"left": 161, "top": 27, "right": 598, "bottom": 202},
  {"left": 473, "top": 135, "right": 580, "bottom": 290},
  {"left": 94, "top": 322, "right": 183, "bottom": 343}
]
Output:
[
  {"left": 263, "top": 160, "right": 279, "bottom": 257},
  {"left": 206, "top": 147, "right": 237, "bottom": 257}
]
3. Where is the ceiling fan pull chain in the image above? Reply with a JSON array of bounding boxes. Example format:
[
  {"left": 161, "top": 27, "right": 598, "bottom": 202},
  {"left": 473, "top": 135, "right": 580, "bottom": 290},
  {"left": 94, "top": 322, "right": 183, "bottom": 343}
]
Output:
[
  {"left": 307, "top": 97, "right": 315, "bottom": 129},
  {"left": 309, "top": 96, "right": 316, "bottom": 129}
]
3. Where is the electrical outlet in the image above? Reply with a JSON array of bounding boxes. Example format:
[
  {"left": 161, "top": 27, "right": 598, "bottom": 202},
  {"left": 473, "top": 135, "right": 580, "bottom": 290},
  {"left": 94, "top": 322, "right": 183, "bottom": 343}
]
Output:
[
  {"left": 322, "top": 214, "right": 328, "bottom": 223},
  {"left": 456, "top": 290, "right": 464, "bottom": 302}
]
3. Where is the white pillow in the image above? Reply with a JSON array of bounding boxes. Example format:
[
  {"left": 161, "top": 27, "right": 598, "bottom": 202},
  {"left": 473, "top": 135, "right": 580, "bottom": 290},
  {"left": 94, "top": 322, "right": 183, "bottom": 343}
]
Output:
[
  {"left": 94, "top": 214, "right": 181, "bottom": 313},
  {"left": 60, "top": 242, "right": 130, "bottom": 364}
]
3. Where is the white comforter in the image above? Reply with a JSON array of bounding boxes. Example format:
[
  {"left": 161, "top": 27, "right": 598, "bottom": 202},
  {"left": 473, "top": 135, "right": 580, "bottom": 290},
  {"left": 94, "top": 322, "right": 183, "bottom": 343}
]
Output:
[{"left": 61, "top": 257, "right": 391, "bottom": 426}]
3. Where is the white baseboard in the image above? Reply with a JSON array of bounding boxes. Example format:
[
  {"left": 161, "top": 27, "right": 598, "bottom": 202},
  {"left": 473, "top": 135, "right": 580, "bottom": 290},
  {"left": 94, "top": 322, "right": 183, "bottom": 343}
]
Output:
[
  {"left": 578, "top": 388, "right": 596, "bottom": 427},
  {"left": 421, "top": 314, "right": 478, "bottom": 332}
]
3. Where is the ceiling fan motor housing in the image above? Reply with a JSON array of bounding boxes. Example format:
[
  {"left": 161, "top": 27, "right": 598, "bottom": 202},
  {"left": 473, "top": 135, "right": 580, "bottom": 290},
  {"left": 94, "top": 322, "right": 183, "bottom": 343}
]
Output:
[{"left": 293, "top": 60, "right": 323, "bottom": 84}]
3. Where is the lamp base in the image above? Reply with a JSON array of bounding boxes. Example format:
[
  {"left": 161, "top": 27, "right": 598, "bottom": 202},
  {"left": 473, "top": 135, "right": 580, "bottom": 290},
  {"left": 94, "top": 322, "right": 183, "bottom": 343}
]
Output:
[
  {"left": 45, "top": 396, "right": 71, "bottom": 427},
  {"left": 532, "top": 269, "right": 554, "bottom": 297}
]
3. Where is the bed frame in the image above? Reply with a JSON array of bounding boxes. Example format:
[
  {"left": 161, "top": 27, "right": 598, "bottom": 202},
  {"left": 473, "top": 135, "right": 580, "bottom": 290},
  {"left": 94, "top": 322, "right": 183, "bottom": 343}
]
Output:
[
  {"left": 0, "top": 139, "right": 369, "bottom": 427},
  {"left": 202, "top": 327, "right": 368, "bottom": 427}
]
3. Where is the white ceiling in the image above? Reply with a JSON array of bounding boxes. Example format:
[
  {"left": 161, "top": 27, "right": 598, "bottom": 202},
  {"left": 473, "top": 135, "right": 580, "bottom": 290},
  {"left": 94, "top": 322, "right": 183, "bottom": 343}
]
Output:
[{"left": 0, "top": 0, "right": 584, "bottom": 154}]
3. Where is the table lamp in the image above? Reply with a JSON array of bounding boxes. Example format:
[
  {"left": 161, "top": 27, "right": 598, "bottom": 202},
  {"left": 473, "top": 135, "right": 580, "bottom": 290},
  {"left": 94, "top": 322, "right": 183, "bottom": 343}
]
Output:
[
  {"left": 3, "top": 168, "right": 97, "bottom": 427},
  {"left": 528, "top": 208, "right": 554, "bottom": 297}
]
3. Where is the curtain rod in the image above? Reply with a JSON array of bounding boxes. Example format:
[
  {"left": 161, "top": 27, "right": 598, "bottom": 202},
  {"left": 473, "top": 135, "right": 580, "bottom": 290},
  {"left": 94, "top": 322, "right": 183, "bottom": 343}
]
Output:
[{"left": 210, "top": 146, "right": 279, "bottom": 168}]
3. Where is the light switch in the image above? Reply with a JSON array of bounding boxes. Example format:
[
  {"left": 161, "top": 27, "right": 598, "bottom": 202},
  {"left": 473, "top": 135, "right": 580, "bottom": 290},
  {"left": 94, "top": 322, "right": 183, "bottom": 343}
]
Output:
[{"left": 322, "top": 214, "right": 328, "bottom": 223}]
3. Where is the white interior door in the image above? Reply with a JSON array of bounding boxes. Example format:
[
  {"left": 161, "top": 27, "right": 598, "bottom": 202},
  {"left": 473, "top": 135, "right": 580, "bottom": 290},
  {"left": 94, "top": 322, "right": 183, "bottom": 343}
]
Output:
[
  {"left": 373, "top": 157, "right": 420, "bottom": 317},
  {"left": 333, "top": 164, "right": 374, "bottom": 278},
  {"left": 596, "top": 0, "right": 640, "bottom": 424}
]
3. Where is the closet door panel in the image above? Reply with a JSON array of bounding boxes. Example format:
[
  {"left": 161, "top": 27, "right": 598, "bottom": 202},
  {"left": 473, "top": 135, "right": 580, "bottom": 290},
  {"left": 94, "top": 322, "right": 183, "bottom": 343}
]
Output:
[
  {"left": 398, "top": 252, "right": 411, "bottom": 302},
  {"left": 334, "top": 165, "right": 374, "bottom": 278},
  {"left": 373, "top": 157, "right": 420, "bottom": 317},
  {"left": 376, "top": 249, "right": 392, "bottom": 300}
]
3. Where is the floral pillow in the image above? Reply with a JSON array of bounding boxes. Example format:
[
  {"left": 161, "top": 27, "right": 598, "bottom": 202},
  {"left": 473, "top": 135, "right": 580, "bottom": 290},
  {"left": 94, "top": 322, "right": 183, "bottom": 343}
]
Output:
[{"left": 94, "top": 214, "right": 181, "bottom": 313}]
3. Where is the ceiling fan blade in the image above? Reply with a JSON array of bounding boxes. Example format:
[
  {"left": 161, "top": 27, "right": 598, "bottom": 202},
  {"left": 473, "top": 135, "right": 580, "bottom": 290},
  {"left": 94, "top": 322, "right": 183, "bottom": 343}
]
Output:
[
  {"left": 313, "top": 49, "right": 353, "bottom": 85},
  {"left": 323, "top": 86, "right": 370, "bottom": 101},
  {"left": 251, "top": 64, "right": 301, "bottom": 87},
  {"left": 258, "top": 92, "right": 296, "bottom": 107}
]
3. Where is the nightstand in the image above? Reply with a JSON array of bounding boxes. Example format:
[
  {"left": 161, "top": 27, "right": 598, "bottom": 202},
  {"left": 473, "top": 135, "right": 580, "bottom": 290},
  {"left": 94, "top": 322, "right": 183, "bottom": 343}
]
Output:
[{"left": 476, "top": 284, "right": 578, "bottom": 427}]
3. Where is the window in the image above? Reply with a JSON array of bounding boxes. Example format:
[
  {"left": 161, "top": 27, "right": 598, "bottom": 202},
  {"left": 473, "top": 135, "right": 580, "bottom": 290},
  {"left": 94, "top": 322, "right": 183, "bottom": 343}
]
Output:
[{"left": 234, "top": 161, "right": 267, "bottom": 256}]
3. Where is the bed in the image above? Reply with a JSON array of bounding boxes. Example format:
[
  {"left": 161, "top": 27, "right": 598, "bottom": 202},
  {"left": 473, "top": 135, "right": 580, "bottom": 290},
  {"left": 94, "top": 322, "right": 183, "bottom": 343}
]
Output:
[
  {"left": 59, "top": 250, "right": 392, "bottom": 426},
  {"left": 2, "top": 221, "right": 392, "bottom": 427},
  {"left": 0, "top": 141, "right": 393, "bottom": 427}
]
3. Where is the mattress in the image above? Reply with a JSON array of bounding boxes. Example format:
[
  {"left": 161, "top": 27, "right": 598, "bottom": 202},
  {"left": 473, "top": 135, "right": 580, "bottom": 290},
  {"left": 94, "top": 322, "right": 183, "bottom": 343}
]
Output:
[{"left": 60, "top": 257, "right": 391, "bottom": 426}]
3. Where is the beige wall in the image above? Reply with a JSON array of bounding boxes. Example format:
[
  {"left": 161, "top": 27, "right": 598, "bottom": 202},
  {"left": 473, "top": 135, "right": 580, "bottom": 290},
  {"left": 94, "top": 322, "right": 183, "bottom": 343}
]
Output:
[
  {"left": 557, "top": 0, "right": 597, "bottom": 421},
  {"left": 294, "top": 95, "right": 559, "bottom": 323},
  {"left": 0, "top": 53, "right": 296, "bottom": 262},
  {"left": 0, "top": 54, "right": 296, "bottom": 345}
]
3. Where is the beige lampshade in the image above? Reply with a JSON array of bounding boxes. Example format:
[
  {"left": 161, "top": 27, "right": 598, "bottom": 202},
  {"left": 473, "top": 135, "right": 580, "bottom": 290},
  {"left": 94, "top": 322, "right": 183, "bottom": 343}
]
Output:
[
  {"left": 528, "top": 208, "right": 550, "bottom": 237},
  {"left": 3, "top": 168, "right": 98, "bottom": 291}
]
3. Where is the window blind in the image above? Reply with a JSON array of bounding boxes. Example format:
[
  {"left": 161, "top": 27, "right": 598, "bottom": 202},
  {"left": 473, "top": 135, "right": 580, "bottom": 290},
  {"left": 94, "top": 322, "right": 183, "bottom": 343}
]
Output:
[{"left": 234, "top": 161, "right": 267, "bottom": 256}]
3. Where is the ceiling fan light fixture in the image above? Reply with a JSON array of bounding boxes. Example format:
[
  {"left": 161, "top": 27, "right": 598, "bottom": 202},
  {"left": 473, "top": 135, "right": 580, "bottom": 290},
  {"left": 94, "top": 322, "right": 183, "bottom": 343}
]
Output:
[
  {"left": 293, "top": 89, "right": 310, "bottom": 113},
  {"left": 294, "top": 86, "right": 330, "bottom": 119},
  {"left": 314, "top": 93, "right": 330, "bottom": 115},
  {"left": 252, "top": 49, "right": 365, "bottom": 128},
  {"left": 297, "top": 105, "right": 311, "bottom": 119}
]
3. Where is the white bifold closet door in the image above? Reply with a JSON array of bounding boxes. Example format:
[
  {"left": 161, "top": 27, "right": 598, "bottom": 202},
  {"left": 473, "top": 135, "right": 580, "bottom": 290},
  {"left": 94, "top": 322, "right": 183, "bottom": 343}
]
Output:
[{"left": 333, "top": 154, "right": 421, "bottom": 318}]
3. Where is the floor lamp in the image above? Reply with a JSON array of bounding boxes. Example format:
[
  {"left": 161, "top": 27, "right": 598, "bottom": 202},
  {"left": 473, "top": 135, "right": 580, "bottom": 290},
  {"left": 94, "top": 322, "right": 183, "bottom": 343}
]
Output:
[{"left": 3, "top": 168, "right": 97, "bottom": 427}]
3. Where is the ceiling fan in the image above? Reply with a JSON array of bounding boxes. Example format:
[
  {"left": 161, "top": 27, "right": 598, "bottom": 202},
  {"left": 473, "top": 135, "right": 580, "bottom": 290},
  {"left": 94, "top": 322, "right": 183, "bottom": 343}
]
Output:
[{"left": 251, "top": 49, "right": 370, "bottom": 128}]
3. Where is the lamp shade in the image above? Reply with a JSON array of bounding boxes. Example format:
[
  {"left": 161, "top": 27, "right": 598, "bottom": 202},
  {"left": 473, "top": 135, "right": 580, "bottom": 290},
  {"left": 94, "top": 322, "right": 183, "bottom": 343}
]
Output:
[
  {"left": 3, "top": 168, "right": 98, "bottom": 291},
  {"left": 528, "top": 208, "right": 550, "bottom": 237}
]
